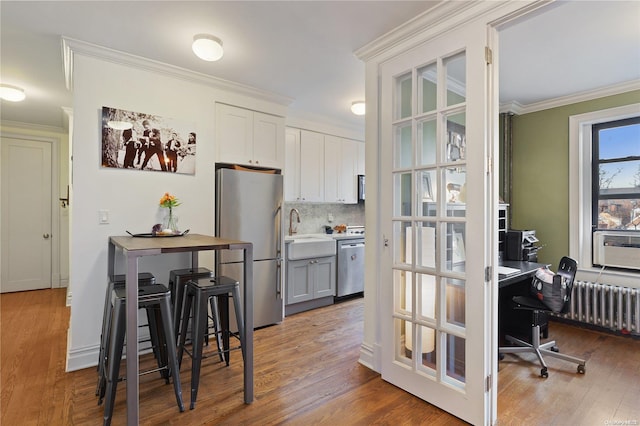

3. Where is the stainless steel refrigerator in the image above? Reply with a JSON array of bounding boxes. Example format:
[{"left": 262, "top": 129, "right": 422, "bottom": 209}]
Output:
[{"left": 215, "top": 166, "right": 284, "bottom": 329}]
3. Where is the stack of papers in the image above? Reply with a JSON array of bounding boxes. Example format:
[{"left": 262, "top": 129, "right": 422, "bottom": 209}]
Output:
[{"left": 497, "top": 266, "right": 520, "bottom": 276}]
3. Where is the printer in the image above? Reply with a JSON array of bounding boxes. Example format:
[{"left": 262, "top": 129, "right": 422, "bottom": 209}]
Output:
[{"left": 505, "top": 230, "right": 541, "bottom": 262}]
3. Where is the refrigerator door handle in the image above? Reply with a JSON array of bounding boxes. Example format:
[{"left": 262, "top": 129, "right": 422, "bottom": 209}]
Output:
[
  {"left": 275, "top": 203, "right": 282, "bottom": 257},
  {"left": 276, "top": 258, "right": 282, "bottom": 297}
]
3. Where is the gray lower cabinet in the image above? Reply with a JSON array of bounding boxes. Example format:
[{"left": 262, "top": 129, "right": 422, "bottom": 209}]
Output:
[{"left": 285, "top": 256, "right": 336, "bottom": 315}]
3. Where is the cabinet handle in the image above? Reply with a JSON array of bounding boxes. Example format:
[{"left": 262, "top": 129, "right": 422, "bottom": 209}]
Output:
[
  {"left": 248, "top": 160, "right": 253, "bottom": 164},
  {"left": 256, "top": 160, "right": 260, "bottom": 164}
]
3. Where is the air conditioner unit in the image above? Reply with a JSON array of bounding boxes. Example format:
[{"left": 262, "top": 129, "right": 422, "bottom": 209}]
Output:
[{"left": 593, "top": 231, "right": 640, "bottom": 271}]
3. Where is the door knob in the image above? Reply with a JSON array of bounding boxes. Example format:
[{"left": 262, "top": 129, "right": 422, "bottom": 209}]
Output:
[{"left": 43, "top": 233, "right": 50, "bottom": 239}]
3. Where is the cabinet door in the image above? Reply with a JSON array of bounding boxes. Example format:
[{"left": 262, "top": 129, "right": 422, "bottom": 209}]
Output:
[
  {"left": 253, "top": 111, "right": 284, "bottom": 169},
  {"left": 216, "top": 104, "right": 253, "bottom": 165},
  {"left": 299, "top": 130, "right": 324, "bottom": 202},
  {"left": 314, "top": 256, "right": 336, "bottom": 298},
  {"left": 323, "top": 135, "right": 341, "bottom": 202},
  {"left": 339, "top": 138, "right": 358, "bottom": 204},
  {"left": 284, "top": 128, "right": 301, "bottom": 201},
  {"left": 356, "top": 140, "right": 365, "bottom": 176},
  {"left": 287, "top": 259, "right": 314, "bottom": 304}
]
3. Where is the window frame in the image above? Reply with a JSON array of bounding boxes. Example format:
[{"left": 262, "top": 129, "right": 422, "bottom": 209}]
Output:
[
  {"left": 569, "top": 103, "right": 640, "bottom": 288},
  {"left": 591, "top": 116, "right": 640, "bottom": 231}
]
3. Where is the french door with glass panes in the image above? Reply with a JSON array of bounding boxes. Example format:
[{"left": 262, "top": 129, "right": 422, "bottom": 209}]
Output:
[{"left": 379, "top": 19, "right": 494, "bottom": 425}]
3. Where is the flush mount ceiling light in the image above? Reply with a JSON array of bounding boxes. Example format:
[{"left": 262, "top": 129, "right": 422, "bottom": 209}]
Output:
[
  {"left": 192, "top": 34, "right": 224, "bottom": 61},
  {"left": 0, "top": 84, "right": 26, "bottom": 102},
  {"left": 351, "top": 101, "right": 365, "bottom": 116}
]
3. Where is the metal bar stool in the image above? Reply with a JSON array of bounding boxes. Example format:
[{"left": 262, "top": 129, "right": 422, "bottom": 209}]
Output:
[
  {"left": 177, "top": 276, "right": 245, "bottom": 410},
  {"left": 95, "top": 273, "right": 158, "bottom": 398},
  {"left": 168, "top": 268, "right": 215, "bottom": 347},
  {"left": 102, "top": 284, "right": 184, "bottom": 426}
]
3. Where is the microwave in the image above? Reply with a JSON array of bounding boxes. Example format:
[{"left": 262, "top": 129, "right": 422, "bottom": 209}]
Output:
[{"left": 358, "top": 175, "right": 365, "bottom": 201}]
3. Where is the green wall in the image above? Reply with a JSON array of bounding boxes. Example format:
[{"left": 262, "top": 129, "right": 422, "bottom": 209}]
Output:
[{"left": 511, "top": 90, "right": 640, "bottom": 267}]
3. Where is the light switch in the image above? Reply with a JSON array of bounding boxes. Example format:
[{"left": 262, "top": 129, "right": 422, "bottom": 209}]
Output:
[{"left": 99, "top": 209, "right": 110, "bottom": 224}]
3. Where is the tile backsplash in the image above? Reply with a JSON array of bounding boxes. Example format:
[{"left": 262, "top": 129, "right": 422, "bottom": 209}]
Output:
[{"left": 284, "top": 202, "right": 365, "bottom": 235}]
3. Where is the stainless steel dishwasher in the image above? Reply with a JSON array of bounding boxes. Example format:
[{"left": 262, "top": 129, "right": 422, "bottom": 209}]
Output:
[{"left": 336, "top": 237, "right": 365, "bottom": 298}]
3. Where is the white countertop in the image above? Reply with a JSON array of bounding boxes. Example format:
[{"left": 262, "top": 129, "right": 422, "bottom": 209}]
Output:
[{"left": 284, "top": 233, "right": 364, "bottom": 242}]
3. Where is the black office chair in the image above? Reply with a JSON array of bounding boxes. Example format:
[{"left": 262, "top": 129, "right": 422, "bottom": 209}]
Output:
[{"left": 499, "top": 256, "right": 586, "bottom": 378}]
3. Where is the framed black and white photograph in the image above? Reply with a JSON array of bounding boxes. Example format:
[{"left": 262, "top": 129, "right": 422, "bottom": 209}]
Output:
[
  {"left": 446, "top": 120, "right": 466, "bottom": 162},
  {"left": 101, "top": 106, "right": 197, "bottom": 175}
]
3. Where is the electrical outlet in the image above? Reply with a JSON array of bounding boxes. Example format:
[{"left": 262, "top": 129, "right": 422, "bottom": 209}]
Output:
[{"left": 328, "top": 213, "right": 334, "bottom": 223}]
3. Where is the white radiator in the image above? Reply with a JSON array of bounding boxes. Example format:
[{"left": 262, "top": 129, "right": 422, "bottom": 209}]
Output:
[{"left": 554, "top": 281, "right": 640, "bottom": 336}]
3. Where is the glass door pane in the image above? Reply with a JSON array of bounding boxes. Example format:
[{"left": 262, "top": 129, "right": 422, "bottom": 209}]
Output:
[
  {"left": 445, "top": 52, "right": 466, "bottom": 106},
  {"left": 418, "top": 62, "right": 437, "bottom": 114}
]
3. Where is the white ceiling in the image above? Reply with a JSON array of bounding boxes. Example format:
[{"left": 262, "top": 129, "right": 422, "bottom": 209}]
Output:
[{"left": 1, "top": 1, "right": 638, "bottom": 132}]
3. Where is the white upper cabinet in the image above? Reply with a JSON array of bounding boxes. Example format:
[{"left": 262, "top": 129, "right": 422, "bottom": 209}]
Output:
[
  {"left": 325, "top": 136, "right": 358, "bottom": 204},
  {"left": 299, "top": 130, "right": 325, "bottom": 202},
  {"left": 357, "top": 140, "right": 365, "bottom": 176},
  {"left": 323, "top": 135, "right": 341, "bottom": 203},
  {"left": 216, "top": 103, "right": 284, "bottom": 169},
  {"left": 284, "top": 128, "right": 301, "bottom": 201},
  {"left": 284, "top": 127, "right": 362, "bottom": 203}
]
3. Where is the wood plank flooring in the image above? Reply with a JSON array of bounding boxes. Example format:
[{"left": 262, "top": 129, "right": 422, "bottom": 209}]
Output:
[{"left": 1, "top": 288, "right": 639, "bottom": 425}]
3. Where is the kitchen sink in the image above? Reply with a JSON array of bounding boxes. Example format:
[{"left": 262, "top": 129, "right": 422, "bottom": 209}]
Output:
[{"left": 286, "top": 234, "right": 336, "bottom": 260}]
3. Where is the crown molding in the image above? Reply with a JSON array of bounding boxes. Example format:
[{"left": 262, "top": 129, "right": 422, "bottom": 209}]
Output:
[
  {"left": 500, "top": 79, "right": 640, "bottom": 115},
  {"left": 354, "top": 1, "right": 526, "bottom": 63},
  {"left": 0, "top": 119, "right": 66, "bottom": 134},
  {"left": 61, "top": 36, "right": 293, "bottom": 107},
  {"left": 286, "top": 109, "right": 364, "bottom": 141},
  {"left": 355, "top": 1, "right": 476, "bottom": 62}
]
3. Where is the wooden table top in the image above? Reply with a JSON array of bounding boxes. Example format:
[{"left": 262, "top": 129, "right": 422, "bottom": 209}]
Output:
[{"left": 109, "top": 233, "right": 251, "bottom": 252}]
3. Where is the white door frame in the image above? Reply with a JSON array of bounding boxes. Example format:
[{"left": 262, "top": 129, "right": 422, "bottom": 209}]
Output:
[{"left": 0, "top": 131, "right": 60, "bottom": 290}]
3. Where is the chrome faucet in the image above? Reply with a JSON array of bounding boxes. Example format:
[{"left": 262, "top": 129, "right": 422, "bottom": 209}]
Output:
[{"left": 289, "top": 208, "right": 300, "bottom": 236}]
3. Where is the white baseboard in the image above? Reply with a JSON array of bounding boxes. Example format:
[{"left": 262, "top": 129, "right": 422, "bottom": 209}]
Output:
[
  {"left": 358, "top": 341, "right": 379, "bottom": 373},
  {"left": 65, "top": 331, "right": 155, "bottom": 372},
  {"left": 66, "top": 341, "right": 99, "bottom": 372}
]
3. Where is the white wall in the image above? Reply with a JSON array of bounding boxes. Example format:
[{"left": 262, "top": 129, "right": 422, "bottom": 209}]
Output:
[{"left": 66, "top": 51, "right": 288, "bottom": 371}]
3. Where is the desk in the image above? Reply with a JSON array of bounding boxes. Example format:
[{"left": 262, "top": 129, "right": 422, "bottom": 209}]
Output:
[
  {"left": 498, "top": 260, "right": 547, "bottom": 288},
  {"left": 108, "top": 234, "right": 254, "bottom": 425},
  {"left": 498, "top": 260, "right": 548, "bottom": 343}
]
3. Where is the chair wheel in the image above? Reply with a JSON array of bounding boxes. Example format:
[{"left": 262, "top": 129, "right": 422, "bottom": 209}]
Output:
[
  {"left": 578, "top": 364, "right": 586, "bottom": 374},
  {"left": 551, "top": 346, "right": 559, "bottom": 352},
  {"left": 540, "top": 368, "right": 548, "bottom": 378},
  {"left": 498, "top": 353, "right": 505, "bottom": 360}
]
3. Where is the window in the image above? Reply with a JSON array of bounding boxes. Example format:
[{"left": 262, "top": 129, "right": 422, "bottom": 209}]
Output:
[
  {"left": 591, "top": 117, "right": 640, "bottom": 231},
  {"left": 569, "top": 103, "right": 640, "bottom": 286}
]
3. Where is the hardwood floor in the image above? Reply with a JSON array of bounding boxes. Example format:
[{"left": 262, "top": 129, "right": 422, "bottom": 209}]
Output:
[{"left": 1, "top": 288, "right": 639, "bottom": 425}]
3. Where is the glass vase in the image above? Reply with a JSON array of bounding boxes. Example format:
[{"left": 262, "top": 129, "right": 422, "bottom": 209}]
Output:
[{"left": 165, "top": 208, "right": 179, "bottom": 234}]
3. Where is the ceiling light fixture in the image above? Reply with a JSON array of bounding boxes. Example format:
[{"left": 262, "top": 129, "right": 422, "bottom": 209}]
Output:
[
  {"left": 192, "top": 34, "right": 224, "bottom": 62},
  {"left": 351, "top": 101, "right": 365, "bottom": 116},
  {"left": 0, "top": 84, "right": 26, "bottom": 102}
]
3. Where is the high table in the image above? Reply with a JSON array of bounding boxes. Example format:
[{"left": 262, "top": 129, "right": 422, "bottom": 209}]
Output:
[{"left": 108, "top": 234, "right": 254, "bottom": 424}]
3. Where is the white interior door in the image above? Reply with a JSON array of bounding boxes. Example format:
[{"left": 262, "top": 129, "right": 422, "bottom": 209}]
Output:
[
  {"left": 378, "top": 18, "right": 494, "bottom": 425},
  {"left": 1, "top": 136, "right": 52, "bottom": 293}
]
